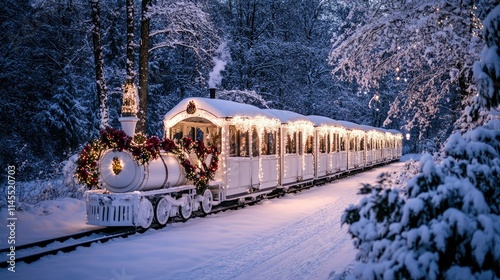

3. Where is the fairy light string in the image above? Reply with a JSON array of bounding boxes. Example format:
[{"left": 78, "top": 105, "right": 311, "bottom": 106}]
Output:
[{"left": 75, "top": 127, "right": 219, "bottom": 194}]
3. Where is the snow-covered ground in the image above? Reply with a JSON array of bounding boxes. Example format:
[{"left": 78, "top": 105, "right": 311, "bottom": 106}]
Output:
[{"left": 0, "top": 161, "right": 406, "bottom": 280}]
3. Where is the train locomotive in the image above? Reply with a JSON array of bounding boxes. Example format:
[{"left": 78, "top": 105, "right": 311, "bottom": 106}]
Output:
[{"left": 84, "top": 97, "right": 402, "bottom": 228}]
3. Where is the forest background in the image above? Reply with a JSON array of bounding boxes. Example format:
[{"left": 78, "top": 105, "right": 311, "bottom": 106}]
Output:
[{"left": 1, "top": 0, "right": 498, "bottom": 184}]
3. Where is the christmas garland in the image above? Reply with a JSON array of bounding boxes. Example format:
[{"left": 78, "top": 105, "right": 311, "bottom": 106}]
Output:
[{"left": 75, "top": 127, "right": 219, "bottom": 194}]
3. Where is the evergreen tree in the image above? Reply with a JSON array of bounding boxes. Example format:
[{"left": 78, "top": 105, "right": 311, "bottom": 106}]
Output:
[{"left": 341, "top": 6, "right": 500, "bottom": 279}]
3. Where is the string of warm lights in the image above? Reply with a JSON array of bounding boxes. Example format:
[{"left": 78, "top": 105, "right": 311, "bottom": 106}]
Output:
[
  {"left": 121, "top": 82, "right": 139, "bottom": 116},
  {"left": 75, "top": 127, "right": 219, "bottom": 194}
]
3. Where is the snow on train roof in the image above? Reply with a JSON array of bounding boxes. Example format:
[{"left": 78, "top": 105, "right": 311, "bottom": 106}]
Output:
[
  {"left": 163, "top": 98, "right": 402, "bottom": 136},
  {"left": 335, "top": 120, "right": 366, "bottom": 131},
  {"left": 306, "top": 115, "right": 345, "bottom": 127},
  {"left": 164, "top": 97, "right": 275, "bottom": 119},
  {"left": 264, "top": 109, "right": 311, "bottom": 124},
  {"left": 360, "top": 125, "right": 387, "bottom": 133},
  {"left": 387, "top": 129, "right": 403, "bottom": 136}
]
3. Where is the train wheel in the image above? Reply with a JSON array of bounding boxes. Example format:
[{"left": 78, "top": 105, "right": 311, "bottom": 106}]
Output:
[
  {"left": 200, "top": 189, "right": 213, "bottom": 215},
  {"left": 179, "top": 194, "right": 193, "bottom": 221},
  {"left": 138, "top": 198, "right": 154, "bottom": 228},
  {"left": 155, "top": 197, "right": 171, "bottom": 226}
]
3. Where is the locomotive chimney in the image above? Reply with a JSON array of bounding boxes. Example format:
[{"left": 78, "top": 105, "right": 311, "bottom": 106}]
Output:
[{"left": 209, "top": 88, "right": 216, "bottom": 99}]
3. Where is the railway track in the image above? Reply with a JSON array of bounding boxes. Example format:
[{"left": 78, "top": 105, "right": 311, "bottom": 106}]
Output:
[
  {"left": 0, "top": 198, "right": 258, "bottom": 267},
  {"left": 0, "top": 163, "right": 389, "bottom": 267}
]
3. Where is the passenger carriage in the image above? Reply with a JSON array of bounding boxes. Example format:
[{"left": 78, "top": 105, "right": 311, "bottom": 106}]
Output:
[
  {"left": 164, "top": 97, "right": 282, "bottom": 202},
  {"left": 362, "top": 125, "right": 387, "bottom": 166},
  {"left": 337, "top": 121, "right": 367, "bottom": 170},
  {"left": 264, "top": 109, "right": 315, "bottom": 189},
  {"left": 306, "top": 115, "right": 347, "bottom": 179},
  {"left": 388, "top": 129, "right": 403, "bottom": 160}
]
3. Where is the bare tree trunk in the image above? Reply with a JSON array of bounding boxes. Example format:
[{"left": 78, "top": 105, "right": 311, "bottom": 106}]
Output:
[
  {"left": 126, "top": 0, "right": 134, "bottom": 84},
  {"left": 89, "top": 0, "right": 109, "bottom": 130},
  {"left": 137, "top": 0, "right": 151, "bottom": 134}
]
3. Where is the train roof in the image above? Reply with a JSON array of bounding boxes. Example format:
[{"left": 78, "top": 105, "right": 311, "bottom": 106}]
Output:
[
  {"left": 306, "top": 115, "right": 345, "bottom": 127},
  {"left": 360, "top": 125, "right": 387, "bottom": 134},
  {"left": 335, "top": 120, "right": 366, "bottom": 131},
  {"left": 264, "top": 109, "right": 312, "bottom": 124},
  {"left": 163, "top": 97, "right": 277, "bottom": 123},
  {"left": 163, "top": 98, "right": 402, "bottom": 137},
  {"left": 387, "top": 129, "right": 403, "bottom": 136}
]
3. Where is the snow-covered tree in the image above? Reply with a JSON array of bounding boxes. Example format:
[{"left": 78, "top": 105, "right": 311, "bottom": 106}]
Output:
[
  {"left": 329, "top": 0, "right": 497, "bottom": 145},
  {"left": 214, "top": 89, "right": 270, "bottom": 108},
  {"left": 458, "top": 4, "right": 500, "bottom": 132},
  {"left": 341, "top": 6, "right": 500, "bottom": 279},
  {"left": 137, "top": 0, "right": 220, "bottom": 133},
  {"left": 342, "top": 120, "right": 500, "bottom": 279},
  {"left": 89, "top": 0, "right": 109, "bottom": 130}
]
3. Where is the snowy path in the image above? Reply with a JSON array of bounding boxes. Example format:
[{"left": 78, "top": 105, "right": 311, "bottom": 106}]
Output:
[
  {"left": 173, "top": 193, "right": 357, "bottom": 280},
  {"left": 1, "top": 162, "right": 404, "bottom": 280}
]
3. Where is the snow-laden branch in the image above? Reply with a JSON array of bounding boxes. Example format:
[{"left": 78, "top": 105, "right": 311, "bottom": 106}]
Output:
[{"left": 329, "top": 0, "right": 489, "bottom": 137}]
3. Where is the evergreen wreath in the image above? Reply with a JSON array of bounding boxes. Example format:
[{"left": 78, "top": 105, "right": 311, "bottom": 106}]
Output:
[{"left": 75, "top": 127, "right": 219, "bottom": 194}]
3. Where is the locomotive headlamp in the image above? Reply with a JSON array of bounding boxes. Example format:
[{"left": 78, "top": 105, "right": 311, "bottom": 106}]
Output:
[{"left": 111, "top": 156, "right": 123, "bottom": 175}]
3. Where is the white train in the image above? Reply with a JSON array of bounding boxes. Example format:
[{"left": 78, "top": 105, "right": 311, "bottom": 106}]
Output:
[{"left": 85, "top": 97, "right": 402, "bottom": 228}]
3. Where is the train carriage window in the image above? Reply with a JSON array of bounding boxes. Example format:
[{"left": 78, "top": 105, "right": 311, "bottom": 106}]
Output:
[
  {"left": 286, "top": 132, "right": 297, "bottom": 154},
  {"left": 261, "top": 129, "right": 277, "bottom": 155},
  {"left": 332, "top": 133, "right": 336, "bottom": 153},
  {"left": 196, "top": 128, "right": 204, "bottom": 142},
  {"left": 186, "top": 127, "right": 205, "bottom": 143},
  {"left": 229, "top": 125, "right": 249, "bottom": 157},
  {"left": 229, "top": 125, "right": 237, "bottom": 156},
  {"left": 187, "top": 127, "right": 194, "bottom": 140},
  {"left": 252, "top": 127, "right": 258, "bottom": 157},
  {"left": 239, "top": 131, "right": 249, "bottom": 157},
  {"left": 298, "top": 132, "right": 303, "bottom": 155},
  {"left": 286, "top": 133, "right": 291, "bottom": 153},
  {"left": 171, "top": 124, "right": 183, "bottom": 142},
  {"left": 319, "top": 134, "right": 327, "bottom": 153},
  {"left": 306, "top": 135, "right": 313, "bottom": 154},
  {"left": 207, "top": 127, "right": 221, "bottom": 152},
  {"left": 261, "top": 130, "right": 268, "bottom": 155},
  {"left": 360, "top": 137, "right": 365, "bottom": 151},
  {"left": 327, "top": 134, "right": 331, "bottom": 153},
  {"left": 292, "top": 133, "right": 296, "bottom": 154},
  {"left": 349, "top": 137, "right": 355, "bottom": 151},
  {"left": 270, "top": 131, "right": 276, "bottom": 155},
  {"left": 340, "top": 135, "right": 345, "bottom": 151}
]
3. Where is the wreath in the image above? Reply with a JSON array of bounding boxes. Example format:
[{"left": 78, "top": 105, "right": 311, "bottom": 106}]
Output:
[
  {"left": 75, "top": 127, "right": 219, "bottom": 194},
  {"left": 166, "top": 137, "right": 219, "bottom": 194}
]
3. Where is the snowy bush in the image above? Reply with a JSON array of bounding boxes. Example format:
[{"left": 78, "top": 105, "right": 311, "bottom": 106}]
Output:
[
  {"left": 341, "top": 7, "right": 500, "bottom": 279},
  {"left": 0, "top": 153, "right": 86, "bottom": 211},
  {"left": 342, "top": 119, "right": 500, "bottom": 280}
]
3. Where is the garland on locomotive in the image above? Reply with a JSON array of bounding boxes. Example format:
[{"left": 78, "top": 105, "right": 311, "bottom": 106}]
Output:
[{"left": 81, "top": 97, "right": 402, "bottom": 229}]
